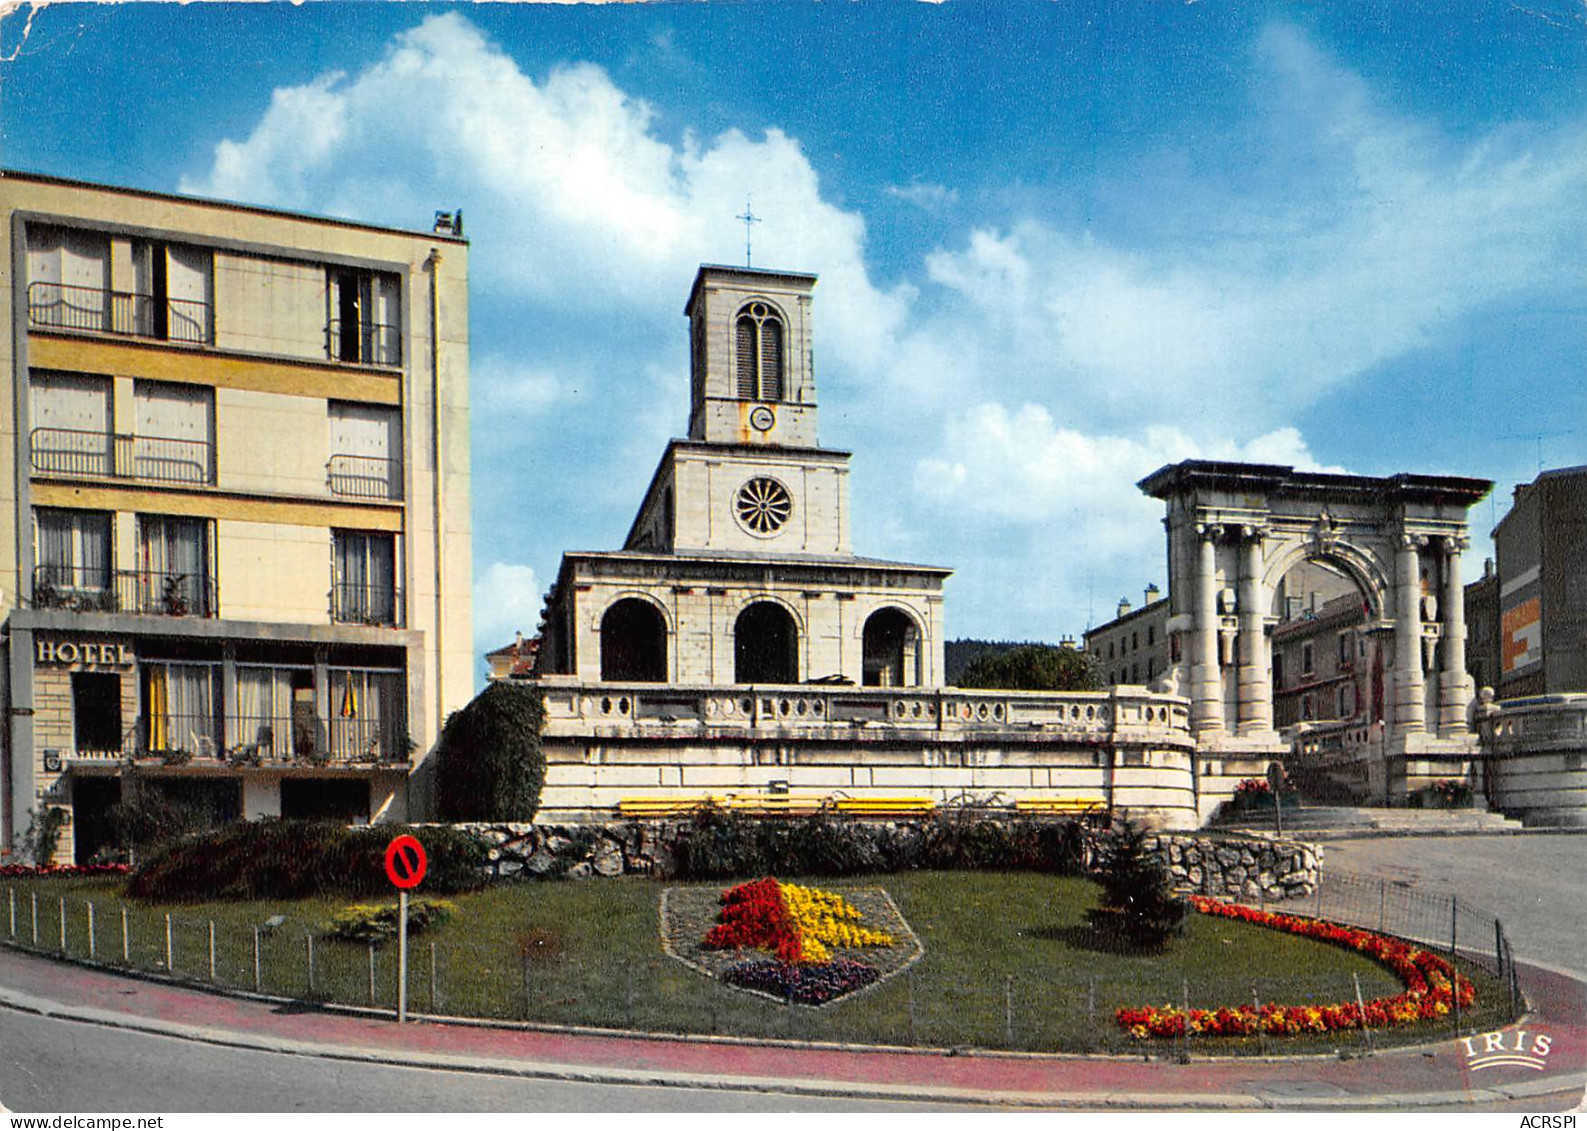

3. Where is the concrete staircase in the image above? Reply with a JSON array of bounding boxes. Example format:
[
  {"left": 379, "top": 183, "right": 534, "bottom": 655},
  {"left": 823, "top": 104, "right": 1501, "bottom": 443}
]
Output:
[{"left": 1215, "top": 805, "right": 1528, "bottom": 840}]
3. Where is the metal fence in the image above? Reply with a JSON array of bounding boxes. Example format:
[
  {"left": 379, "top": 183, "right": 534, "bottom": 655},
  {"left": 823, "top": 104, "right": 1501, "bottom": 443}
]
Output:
[{"left": 0, "top": 870, "right": 1523, "bottom": 1059}]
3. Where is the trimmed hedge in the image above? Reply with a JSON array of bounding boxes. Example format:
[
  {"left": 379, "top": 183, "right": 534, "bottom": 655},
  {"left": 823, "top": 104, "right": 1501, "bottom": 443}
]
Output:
[
  {"left": 435, "top": 682, "right": 546, "bottom": 822},
  {"left": 672, "top": 806, "right": 1091, "bottom": 880},
  {"left": 126, "top": 820, "right": 488, "bottom": 902}
]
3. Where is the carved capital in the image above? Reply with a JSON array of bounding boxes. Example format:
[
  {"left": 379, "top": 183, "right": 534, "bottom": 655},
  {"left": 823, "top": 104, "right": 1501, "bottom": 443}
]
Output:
[
  {"left": 1196, "top": 522, "right": 1224, "bottom": 542},
  {"left": 1444, "top": 534, "right": 1471, "bottom": 555},
  {"left": 1399, "top": 532, "right": 1428, "bottom": 552}
]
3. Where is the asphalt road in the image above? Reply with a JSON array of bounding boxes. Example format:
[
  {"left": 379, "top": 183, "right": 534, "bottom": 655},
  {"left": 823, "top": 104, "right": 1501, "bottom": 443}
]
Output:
[
  {"left": 1320, "top": 834, "right": 1587, "bottom": 974},
  {"left": 0, "top": 1008, "right": 969, "bottom": 1113}
]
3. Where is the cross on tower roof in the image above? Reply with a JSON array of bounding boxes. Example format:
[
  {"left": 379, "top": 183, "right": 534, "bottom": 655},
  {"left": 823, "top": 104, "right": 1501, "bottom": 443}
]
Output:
[{"left": 736, "top": 198, "right": 761, "bottom": 267}]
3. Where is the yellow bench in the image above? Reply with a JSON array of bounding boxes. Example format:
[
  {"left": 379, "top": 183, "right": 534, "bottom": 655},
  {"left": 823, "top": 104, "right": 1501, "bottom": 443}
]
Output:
[
  {"left": 723, "top": 794, "right": 828, "bottom": 816},
  {"left": 833, "top": 796, "right": 937, "bottom": 817},
  {"left": 1015, "top": 797, "right": 1107, "bottom": 815},
  {"left": 616, "top": 795, "right": 724, "bottom": 816}
]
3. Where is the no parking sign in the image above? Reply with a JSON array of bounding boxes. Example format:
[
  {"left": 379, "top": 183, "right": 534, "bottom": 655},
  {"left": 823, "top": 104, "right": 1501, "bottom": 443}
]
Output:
[{"left": 383, "top": 834, "right": 427, "bottom": 1024}]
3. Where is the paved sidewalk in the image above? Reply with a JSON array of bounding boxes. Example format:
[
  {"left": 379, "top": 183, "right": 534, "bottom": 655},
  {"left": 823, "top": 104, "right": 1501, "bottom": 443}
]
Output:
[{"left": 0, "top": 943, "right": 1582, "bottom": 1110}]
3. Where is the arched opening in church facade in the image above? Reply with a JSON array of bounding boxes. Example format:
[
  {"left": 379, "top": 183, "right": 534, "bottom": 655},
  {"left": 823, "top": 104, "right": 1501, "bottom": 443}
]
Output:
[
  {"left": 734, "top": 601, "right": 799, "bottom": 684},
  {"left": 600, "top": 597, "right": 668, "bottom": 682},
  {"left": 862, "top": 607, "right": 921, "bottom": 687}
]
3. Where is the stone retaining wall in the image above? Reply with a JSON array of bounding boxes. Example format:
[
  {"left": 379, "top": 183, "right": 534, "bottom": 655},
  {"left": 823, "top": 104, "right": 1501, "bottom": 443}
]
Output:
[{"left": 451, "top": 819, "right": 1323, "bottom": 901}]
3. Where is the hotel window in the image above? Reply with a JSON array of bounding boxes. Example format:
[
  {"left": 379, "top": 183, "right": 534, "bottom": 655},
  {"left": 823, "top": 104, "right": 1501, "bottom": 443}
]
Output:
[
  {"left": 134, "top": 381, "right": 215, "bottom": 485},
  {"left": 142, "top": 662, "right": 220, "bottom": 757},
  {"left": 328, "top": 269, "right": 401, "bottom": 366},
  {"left": 330, "top": 668, "right": 405, "bottom": 761},
  {"left": 25, "top": 225, "right": 110, "bottom": 334},
  {"left": 232, "top": 666, "right": 317, "bottom": 761},
  {"left": 328, "top": 403, "right": 403, "bottom": 500},
  {"left": 73, "top": 672, "right": 123, "bottom": 754},
  {"left": 734, "top": 302, "right": 784, "bottom": 401},
  {"left": 30, "top": 373, "right": 113, "bottom": 477},
  {"left": 138, "top": 515, "right": 213, "bottom": 616},
  {"left": 332, "top": 530, "right": 399, "bottom": 625},
  {"left": 134, "top": 242, "right": 213, "bottom": 344},
  {"left": 34, "top": 508, "right": 112, "bottom": 605}
]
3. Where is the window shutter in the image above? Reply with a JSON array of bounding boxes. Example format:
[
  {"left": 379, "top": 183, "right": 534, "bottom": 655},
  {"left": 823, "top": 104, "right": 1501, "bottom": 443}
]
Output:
[
  {"left": 735, "top": 316, "right": 757, "bottom": 398},
  {"left": 760, "top": 318, "right": 783, "bottom": 401}
]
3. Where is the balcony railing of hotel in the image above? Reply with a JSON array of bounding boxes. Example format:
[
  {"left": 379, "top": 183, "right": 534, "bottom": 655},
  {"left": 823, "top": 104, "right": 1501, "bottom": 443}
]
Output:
[
  {"left": 31, "top": 428, "right": 215, "bottom": 486},
  {"left": 326, "top": 453, "right": 403, "bottom": 501},
  {"left": 325, "top": 319, "right": 401, "bottom": 367},
  {"left": 32, "top": 565, "right": 217, "bottom": 618},
  {"left": 27, "top": 281, "right": 213, "bottom": 345},
  {"left": 68, "top": 714, "right": 410, "bottom": 766},
  {"left": 329, "top": 583, "right": 403, "bottom": 628}
]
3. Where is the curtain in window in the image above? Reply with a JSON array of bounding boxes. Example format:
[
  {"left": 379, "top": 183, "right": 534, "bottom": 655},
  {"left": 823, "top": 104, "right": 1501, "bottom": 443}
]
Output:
[
  {"left": 167, "top": 663, "right": 215, "bottom": 755},
  {"left": 233, "top": 667, "right": 292, "bottom": 757},
  {"left": 141, "top": 516, "right": 208, "bottom": 614},
  {"left": 36, "top": 510, "right": 110, "bottom": 592},
  {"left": 330, "top": 670, "right": 403, "bottom": 759},
  {"left": 334, "top": 532, "right": 395, "bottom": 623}
]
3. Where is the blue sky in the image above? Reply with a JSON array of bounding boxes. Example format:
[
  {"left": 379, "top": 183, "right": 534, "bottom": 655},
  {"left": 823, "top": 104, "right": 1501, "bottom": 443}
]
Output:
[{"left": 5, "top": 2, "right": 1584, "bottom": 661}]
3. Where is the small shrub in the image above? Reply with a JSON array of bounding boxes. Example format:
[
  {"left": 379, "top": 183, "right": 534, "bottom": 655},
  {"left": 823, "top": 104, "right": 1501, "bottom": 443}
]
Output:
[
  {"left": 127, "top": 820, "right": 488, "bottom": 902},
  {"left": 13, "top": 806, "right": 70, "bottom": 866},
  {"left": 1086, "top": 818, "right": 1186, "bottom": 952},
  {"left": 323, "top": 898, "right": 455, "bottom": 946}
]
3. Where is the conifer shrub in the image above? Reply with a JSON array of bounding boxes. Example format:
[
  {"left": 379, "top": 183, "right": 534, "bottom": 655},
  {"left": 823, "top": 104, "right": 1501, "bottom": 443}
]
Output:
[
  {"left": 435, "top": 681, "right": 546, "bottom": 822},
  {"left": 1085, "top": 817, "right": 1186, "bottom": 952}
]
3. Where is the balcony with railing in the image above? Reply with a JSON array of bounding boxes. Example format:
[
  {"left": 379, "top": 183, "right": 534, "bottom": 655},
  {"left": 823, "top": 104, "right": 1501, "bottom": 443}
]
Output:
[
  {"left": 27, "top": 281, "right": 212, "bottom": 345},
  {"left": 31, "top": 428, "right": 215, "bottom": 486},
  {"left": 329, "top": 582, "right": 403, "bottom": 628},
  {"left": 325, "top": 319, "right": 401, "bottom": 367},
  {"left": 326, "top": 453, "right": 402, "bottom": 501},
  {"left": 32, "top": 565, "right": 217, "bottom": 619},
  {"left": 66, "top": 713, "right": 411, "bottom": 767}
]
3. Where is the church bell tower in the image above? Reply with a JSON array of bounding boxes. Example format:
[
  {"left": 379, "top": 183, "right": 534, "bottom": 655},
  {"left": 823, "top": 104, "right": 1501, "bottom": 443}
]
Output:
[{"left": 685, "top": 265, "right": 818, "bottom": 448}]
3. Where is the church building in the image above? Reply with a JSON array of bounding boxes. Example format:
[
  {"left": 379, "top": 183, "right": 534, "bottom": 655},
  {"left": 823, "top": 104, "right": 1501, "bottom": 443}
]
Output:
[
  {"left": 527, "top": 266, "right": 1199, "bottom": 827},
  {"left": 537, "top": 266, "right": 951, "bottom": 690}
]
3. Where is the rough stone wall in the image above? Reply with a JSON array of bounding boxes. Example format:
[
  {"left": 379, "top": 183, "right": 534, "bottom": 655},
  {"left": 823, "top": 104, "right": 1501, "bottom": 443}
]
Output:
[
  {"left": 1149, "top": 833, "right": 1321, "bottom": 901},
  {"left": 452, "top": 819, "right": 1322, "bottom": 901}
]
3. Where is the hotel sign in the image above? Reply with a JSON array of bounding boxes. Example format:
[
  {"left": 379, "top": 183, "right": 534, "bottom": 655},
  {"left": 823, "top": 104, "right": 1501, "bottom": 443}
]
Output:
[{"left": 35, "top": 639, "right": 134, "bottom": 667}]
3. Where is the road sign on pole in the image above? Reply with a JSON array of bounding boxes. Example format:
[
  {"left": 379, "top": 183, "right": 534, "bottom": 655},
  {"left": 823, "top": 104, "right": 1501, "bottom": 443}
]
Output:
[{"left": 384, "top": 835, "right": 427, "bottom": 1024}]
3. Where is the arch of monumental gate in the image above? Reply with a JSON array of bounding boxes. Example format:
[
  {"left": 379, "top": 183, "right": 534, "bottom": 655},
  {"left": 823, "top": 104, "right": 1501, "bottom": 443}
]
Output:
[{"left": 1138, "top": 461, "right": 1493, "bottom": 801}]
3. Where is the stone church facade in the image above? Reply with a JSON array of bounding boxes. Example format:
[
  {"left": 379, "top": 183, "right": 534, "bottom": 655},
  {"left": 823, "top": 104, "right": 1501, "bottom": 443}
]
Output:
[
  {"left": 538, "top": 266, "right": 950, "bottom": 692},
  {"left": 529, "top": 266, "right": 1203, "bottom": 826}
]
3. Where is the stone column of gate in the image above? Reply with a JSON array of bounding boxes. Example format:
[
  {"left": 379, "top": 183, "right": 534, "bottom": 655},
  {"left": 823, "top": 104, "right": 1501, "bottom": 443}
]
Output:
[
  {"left": 1236, "top": 526, "right": 1273, "bottom": 735},
  {"left": 1394, "top": 533, "right": 1426, "bottom": 735},
  {"left": 1193, "top": 523, "right": 1226, "bottom": 735},
  {"left": 1438, "top": 535, "right": 1471, "bottom": 736}
]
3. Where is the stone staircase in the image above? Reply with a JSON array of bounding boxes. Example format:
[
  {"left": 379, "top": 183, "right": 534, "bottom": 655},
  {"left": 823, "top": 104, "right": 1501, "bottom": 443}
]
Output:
[{"left": 1214, "top": 805, "right": 1528, "bottom": 840}]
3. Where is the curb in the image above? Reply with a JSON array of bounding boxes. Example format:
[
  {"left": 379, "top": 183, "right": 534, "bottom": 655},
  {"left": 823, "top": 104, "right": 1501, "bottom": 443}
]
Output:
[{"left": 2, "top": 965, "right": 1583, "bottom": 1110}]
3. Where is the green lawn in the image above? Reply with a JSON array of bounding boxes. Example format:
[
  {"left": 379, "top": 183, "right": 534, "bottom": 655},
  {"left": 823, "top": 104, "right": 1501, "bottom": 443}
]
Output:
[{"left": 0, "top": 872, "right": 1512, "bottom": 1055}]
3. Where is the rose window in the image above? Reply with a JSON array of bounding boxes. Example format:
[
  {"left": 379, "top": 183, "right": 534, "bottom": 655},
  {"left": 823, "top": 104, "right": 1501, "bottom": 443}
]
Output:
[{"left": 735, "top": 477, "right": 792, "bottom": 535}]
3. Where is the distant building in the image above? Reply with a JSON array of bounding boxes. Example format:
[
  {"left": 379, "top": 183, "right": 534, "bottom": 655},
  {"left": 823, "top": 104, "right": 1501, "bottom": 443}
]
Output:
[
  {"left": 1083, "top": 584, "right": 1168, "bottom": 688},
  {"left": 1463, "top": 559, "right": 1501, "bottom": 697},
  {"left": 0, "top": 172, "right": 474, "bottom": 862},
  {"left": 1487, "top": 465, "right": 1587, "bottom": 697},
  {"left": 486, "top": 634, "right": 539, "bottom": 681}
]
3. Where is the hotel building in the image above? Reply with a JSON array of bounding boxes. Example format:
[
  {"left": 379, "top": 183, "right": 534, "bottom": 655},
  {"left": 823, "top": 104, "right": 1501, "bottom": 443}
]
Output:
[{"left": 0, "top": 171, "right": 472, "bottom": 862}]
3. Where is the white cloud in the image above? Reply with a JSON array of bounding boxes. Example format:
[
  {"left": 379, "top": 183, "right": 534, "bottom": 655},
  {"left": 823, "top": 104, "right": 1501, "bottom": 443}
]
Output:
[
  {"left": 886, "top": 180, "right": 959, "bottom": 212},
  {"left": 472, "top": 356, "right": 565, "bottom": 415},
  {"left": 181, "top": 12, "right": 909, "bottom": 375},
  {"left": 899, "top": 26, "right": 1587, "bottom": 432},
  {"left": 473, "top": 560, "right": 542, "bottom": 654}
]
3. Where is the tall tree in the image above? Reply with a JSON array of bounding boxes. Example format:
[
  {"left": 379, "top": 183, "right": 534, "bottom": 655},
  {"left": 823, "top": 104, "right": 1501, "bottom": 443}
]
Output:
[{"left": 435, "top": 682, "right": 546, "bottom": 821}]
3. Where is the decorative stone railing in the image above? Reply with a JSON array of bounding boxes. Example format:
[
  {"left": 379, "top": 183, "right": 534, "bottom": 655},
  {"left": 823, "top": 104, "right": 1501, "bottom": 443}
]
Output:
[
  {"left": 1478, "top": 694, "right": 1587, "bottom": 828},
  {"left": 538, "top": 680, "right": 1192, "bottom": 744}
]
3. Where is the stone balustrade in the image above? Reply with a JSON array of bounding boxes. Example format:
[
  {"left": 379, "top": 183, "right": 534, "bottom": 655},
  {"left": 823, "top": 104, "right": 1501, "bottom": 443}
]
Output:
[
  {"left": 540, "top": 680, "right": 1192, "bottom": 744},
  {"left": 1479, "top": 694, "right": 1587, "bottom": 828}
]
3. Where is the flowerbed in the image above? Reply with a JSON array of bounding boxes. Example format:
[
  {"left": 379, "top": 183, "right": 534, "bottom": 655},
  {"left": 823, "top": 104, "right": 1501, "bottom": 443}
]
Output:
[
  {"left": 699, "top": 877, "right": 900, "bottom": 1004},
  {"left": 0, "top": 863, "right": 130, "bottom": 879},
  {"left": 1116, "top": 896, "right": 1475, "bottom": 1039}
]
